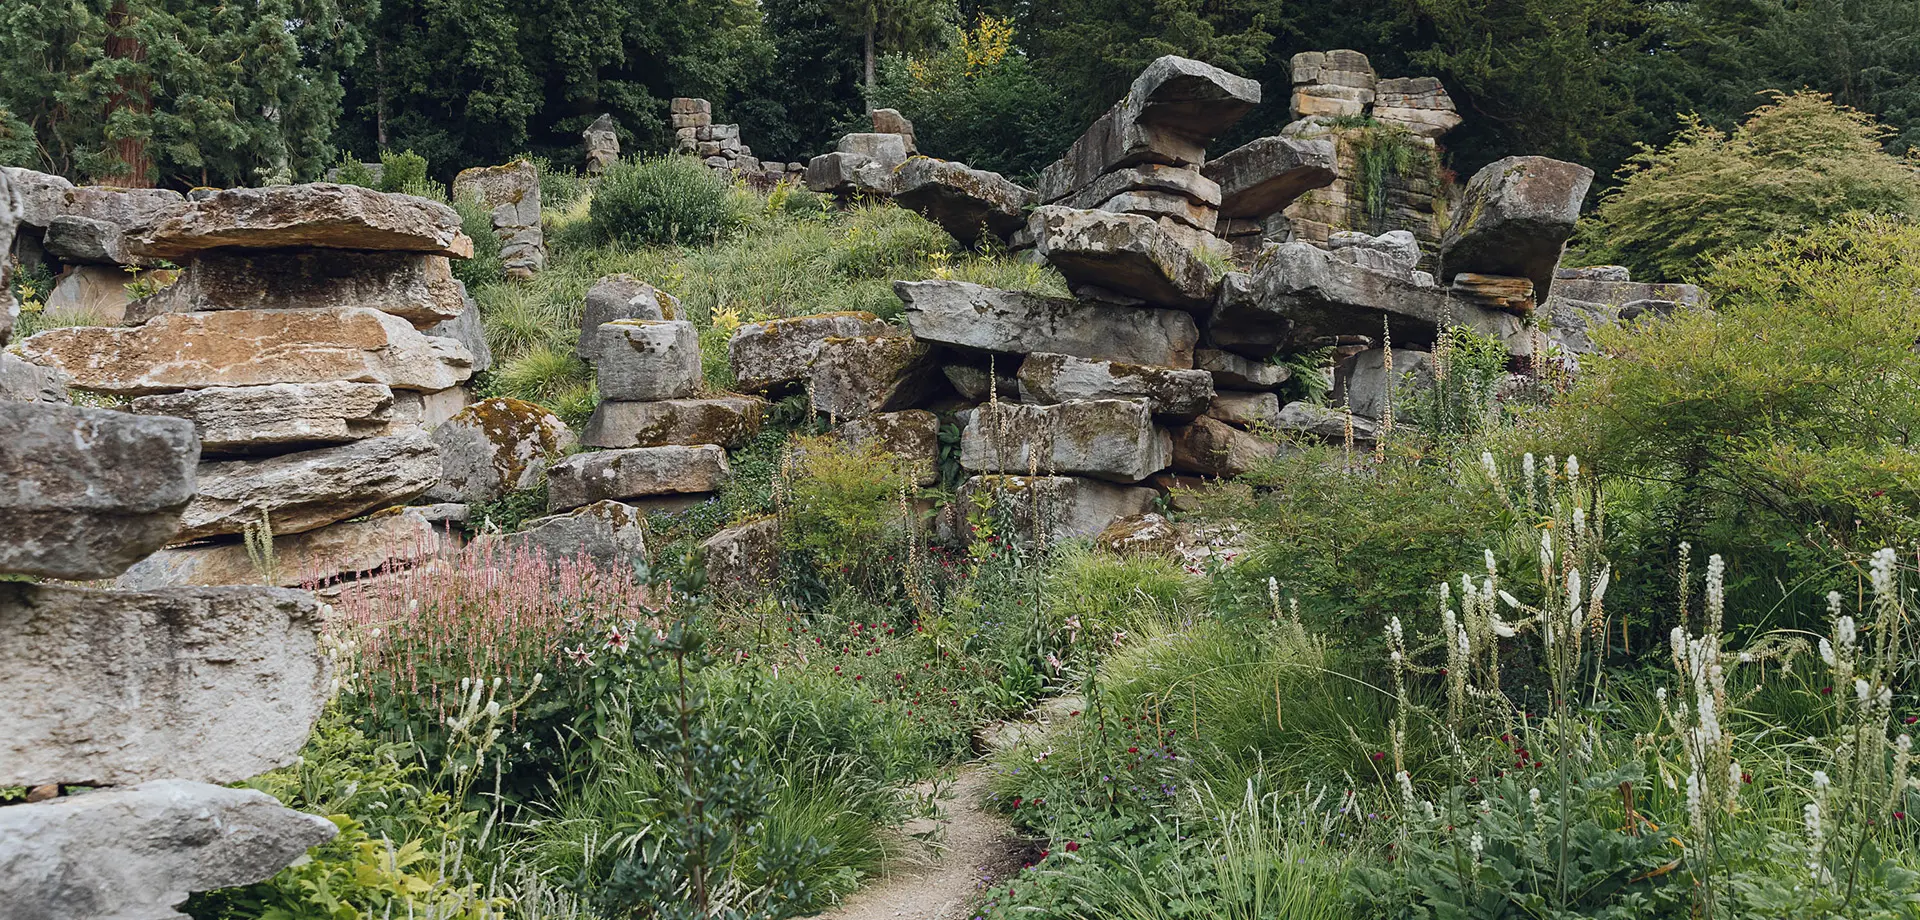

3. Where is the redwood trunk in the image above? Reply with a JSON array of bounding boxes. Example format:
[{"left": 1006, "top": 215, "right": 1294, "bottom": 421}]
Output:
[{"left": 100, "top": 0, "right": 153, "bottom": 187}]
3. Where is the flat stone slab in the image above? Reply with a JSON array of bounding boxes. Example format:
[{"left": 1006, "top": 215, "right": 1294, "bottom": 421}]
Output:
[
  {"left": 547, "top": 445, "right": 730, "bottom": 513},
  {"left": 0, "top": 583, "right": 327, "bottom": 786},
  {"left": 1207, "top": 245, "right": 1529, "bottom": 358},
  {"left": 1061, "top": 164, "right": 1222, "bottom": 212},
  {"left": 132, "top": 182, "right": 473, "bottom": 259},
  {"left": 587, "top": 319, "right": 701, "bottom": 401},
  {"left": 499, "top": 499, "right": 649, "bottom": 573},
  {"left": 955, "top": 475, "right": 1157, "bottom": 544},
  {"left": 701, "top": 516, "right": 780, "bottom": 600},
  {"left": 1170, "top": 414, "right": 1280, "bottom": 477},
  {"left": 896, "top": 280, "right": 1199, "bottom": 368},
  {"left": 14, "top": 306, "right": 474, "bottom": 396},
  {"left": 0, "top": 352, "right": 69, "bottom": 403},
  {"left": 130, "top": 382, "right": 395, "bottom": 456},
  {"left": 0, "top": 780, "right": 337, "bottom": 920},
  {"left": 584, "top": 396, "right": 765, "bottom": 450},
  {"left": 1017, "top": 352, "right": 1213, "bottom": 419},
  {"left": 1205, "top": 390, "right": 1282, "bottom": 428},
  {"left": 805, "top": 151, "right": 898, "bottom": 197},
  {"left": 810, "top": 334, "right": 936, "bottom": 420},
  {"left": 891, "top": 157, "right": 1035, "bottom": 246},
  {"left": 1039, "top": 55, "right": 1261, "bottom": 203},
  {"left": 1194, "top": 348, "right": 1291, "bottom": 390},
  {"left": 838, "top": 409, "right": 940, "bottom": 485},
  {"left": 179, "top": 430, "right": 442, "bottom": 541},
  {"left": 130, "top": 249, "right": 466, "bottom": 326},
  {"left": 1030, "top": 206, "right": 1219, "bottom": 312},
  {"left": 0, "top": 403, "right": 197, "bottom": 580},
  {"left": 961, "top": 399, "right": 1170, "bottom": 483},
  {"left": 1276, "top": 401, "right": 1381, "bottom": 443},
  {"left": 1547, "top": 277, "right": 1707, "bottom": 310},
  {"left": 728, "top": 312, "right": 892, "bottom": 392},
  {"left": 577, "top": 274, "right": 679, "bottom": 357},
  {"left": 1440, "top": 156, "right": 1593, "bottom": 301},
  {"left": 426, "top": 397, "right": 574, "bottom": 503},
  {"left": 116, "top": 507, "right": 444, "bottom": 589},
  {"left": 1202, "top": 135, "right": 1338, "bottom": 219}
]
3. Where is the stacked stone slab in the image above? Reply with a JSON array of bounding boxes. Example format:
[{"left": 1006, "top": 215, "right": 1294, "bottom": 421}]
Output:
[
  {"left": 567, "top": 280, "right": 752, "bottom": 516},
  {"left": 0, "top": 173, "right": 337, "bottom": 917},
  {"left": 672, "top": 98, "right": 804, "bottom": 187},
  {"left": 11, "top": 182, "right": 483, "bottom": 590},
  {"left": 1541, "top": 264, "right": 1708, "bottom": 354},
  {"left": 453, "top": 159, "right": 545, "bottom": 279},
  {"left": 583, "top": 114, "right": 620, "bottom": 176},
  {"left": 1277, "top": 51, "right": 1462, "bottom": 254},
  {"left": 807, "top": 130, "right": 913, "bottom": 198},
  {"left": 2, "top": 165, "right": 189, "bottom": 325}
]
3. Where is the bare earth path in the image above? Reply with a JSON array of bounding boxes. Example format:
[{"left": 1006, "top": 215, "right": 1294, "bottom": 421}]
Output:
[{"left": 813, "top": 765, "right": 1017, "bottom": 920}]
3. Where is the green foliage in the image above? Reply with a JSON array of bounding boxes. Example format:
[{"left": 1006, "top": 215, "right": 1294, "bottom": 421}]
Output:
[
  {"left": 588, "top": 155, "right": 747, "bottom": 246},
  {"left": 1402, "top": 326, "right": 1512, "bottom": 443},
  {"left": 0, "top": 104, "right": 37, "bottom": 167},
  {"left": 1575, "top": 92, "right": 1920, "bottom": 280},
  {"left": 451, "top": 196, "right": 506, "bottom": 288},
  {"left": 375, "top": 149, "right": 432, "bottom": 195},
  {"left": 1346, "top": 121, "right": 1436, "bottom": 231},
  {"left": 782, "top": 434, "right": 916, "bottom": 591},
  {"left": 1538, "top": 217, "right": 1920, "bottom": 622}
]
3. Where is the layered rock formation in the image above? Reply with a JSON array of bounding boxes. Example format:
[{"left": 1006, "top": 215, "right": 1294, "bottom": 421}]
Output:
[
  {"left": 453, "top": 159, "right": 546, "bottom": 279},
  {"left": 672, "top": 97, "right": 806, "bottom": 187}
]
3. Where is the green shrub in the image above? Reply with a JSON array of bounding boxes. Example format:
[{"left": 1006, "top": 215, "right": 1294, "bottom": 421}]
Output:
[
  {"left": 376, "top": 149, "right": 433, "bottom": 196},
  {"left": 1573, "top": 91, "right": 1920, "bottom": 280},
  {"left": 782, "top": 435, "right": 917, "bottom": 594},
  {"left": 450, "top": 195, "right": 504, "bottom": 288},
  {"left": 588, "top": 155, "right": 746, "bottom": 246}
]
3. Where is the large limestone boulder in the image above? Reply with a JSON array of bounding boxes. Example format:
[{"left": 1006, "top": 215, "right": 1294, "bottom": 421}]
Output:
[
  {"left": 895, "top": 280, "right": 1199, "bottom": 368},
  {"left": 586, "top": 318, "right": 701, "bottom": 401},
  {"left": 960, "top": 399, "right": 1170, "bottom": 482},
  {"left": 1205, "top": 390, "right": 1282, "bottom": 428},
  {"left": 891, "top": 157, "right": 1035, "bottom": 246},
  {"left": 1329, "top": 229, "right": 1422, "bottom": 276},
  {"left": 499, "top": 499, "right": 648, "bottom": 573},
  {"left": 116, "top": 508, "right": 444, "bottom": 589},
  {"left": 0, "top": 352, "right": 68, "bottom": 403},
  {"left": 0, "top": 168, "right": 19, "bottom": 345},
  {"left": 1, "top": 165, "right": 74, "bottom": 230},
  {"left": 426, "top": 397, "right": 575, "bottom": 503},
  {"left": 1373, "top": 77, "right": 1463, "bottom": 138},
  {"left": 809, "top": 334, "right": 937, "bottom": 420},
  {"left": 839, "top": 409, "right": 940, "bottom": 485},
  {"left": 0, "top": 781, "right": 338, "bottom": 920},
  {"left": 1207, "top": 245, "right": 1529, "bottom": 358},
  {"left": 1203, "top": 136, "right": 1338, "bottom": 220},
  {"left": 805, "top": 152, "right": 898, "bottom": 197},
  {"left": 1439, "top": 156, "right": 1594, "bottom": 302},
  {"left": 1, "top": 403, "right": 197, "bottom": 580},
  {"left": 577, "top": 274, "right": 680, "bottom": 357},
  {"left": 1289, "top": 49, "right": 1376, "bottom": 118},
  {"left": 728, "top": 312, "right": 892, "bottom": 392},
  {"left": 701, "top": 516, "right": 780, "bottom": 600},
  {"left": 452, "top": 159, "right": 545, "bottom": 278},
  {"left": 14, "top": 306, "right": 474, "bottom": 396},
  {"left": 1336, "top": 347, "right": 1435, "bottom": 420},
  {"left": 1170, "top": 414, "right": 1279, "bottom": 477},
  {"left": 1276, "top": 401, "right": 1382, "bottom": 443},
  {"left": 422, "top": 288, "right": 493, "bottom": 373},
  {"left": 955, "top": 475, "right": 1158, "bottom": 544},
  {"left": 0, "top": 583, "right": 327, "bottom": 785},
  {"left": 129, "top": 249, "right": 466, "bottom": 325},
  {"left": 1029, "top": 206, "right": 1220, "bottom": 312},
  {"left": 1061, "top": 164, "right": 1222, "bottom": 213},
  {"left": 44, "top": 213, "right": 144, "bottom": 265},
  {"left": 131, "top": 182, "right": 473, "bottom": 259},
  {"left": 130, "top": 381, "right": 395, "bottom": 455},
  {"left": 179, "top": 430, "right": 442, "bottom": 541},
  {"left": 1194, "top": 348, "right": 1291, "bottom": 391},
  {"left": 547, "top": 445, "right": 730, "bottom": 513},
  {"left": 1039, "top": 56, "right": 1261, "bottom": 203},
  {"left": 1017, "top": 352, "right": 1213, "bottom": 419},
  {"left": 585, "top": 396, "right": 765, "bottom": 450}
]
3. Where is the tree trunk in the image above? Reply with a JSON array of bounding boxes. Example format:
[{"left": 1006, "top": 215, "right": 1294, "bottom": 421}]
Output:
[
  {"left": 100, "top": 0, "right": 152, "bottom": 187},
  {"left": 375, "top": 42, "right": 388, "bottom": 148},
  {"left": 864, "top": 19, "right": 876, "bottom": 106}
]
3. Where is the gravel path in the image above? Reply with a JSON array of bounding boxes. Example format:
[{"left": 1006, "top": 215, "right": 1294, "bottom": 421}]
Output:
[{"left": 812, "top": 765, "right": 1016, "bottom": 920}]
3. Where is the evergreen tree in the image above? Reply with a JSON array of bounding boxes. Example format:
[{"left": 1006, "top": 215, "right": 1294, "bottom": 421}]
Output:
[
  {"left": 1017, "top": 0, "right": 1274, "bottom": 126},
  {"left": 823, "top": 0, "right": 954, "bottom": 100}
]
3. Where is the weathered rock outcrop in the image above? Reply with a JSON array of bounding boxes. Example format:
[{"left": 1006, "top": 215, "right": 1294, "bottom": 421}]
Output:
[
  {"left": 1170, "top": 414, "right": 1279, "bottom": 477},
  {"left": 547, "top": 445, "right": 731, "bottom": 512},
  {"left": 896, "top": 281, "right": 1199, "bottom": 368},
  {"left": 0, "top": 352, "right": 68, "bottom": 403},
  {"left": 130, "top": 249, "right": 467, "bottom": 325},
  {"left": 1439, "top": 156, "right": 1593, "bottom": 301},
  {"left": 839, "top": 409, "right": 940, "bottom": 485},
  {"left": 1, "top": 403, "right": 198, "bottom": 580},
  {"left": 1203, "top": 136, "right": 1339, "bottom": 219},
  {"left": 1038, "top": 55, "right": 1261, "bottom": 203},
  {"left": 179, "top": 431, "right": 443, "bottom": 541},
  {"left": 587, "top": 319, "right": 702, "bottom": 401},
  {"left": 116, "top": 508, "right": 444, "bottom": 590},
  {"left": 578, "top": 274, "right": 680, "bottom": 357},
  {"left": 0, "top": 583, "right": 327, "bottom": 786},
  {"left": 1193, "top": 348, "right": 1291, "bottom": 390},
  {"left": 1029, "top": 206, "right": 1221, "bottom": 311},
  {"left": 961, "top": 399, "right": 1170, "bottom": 482},
  {"left": 426, "top": 397, "right": 575, "bottom": 503},
  {"left": 1205, "top": 390, "right": 1282, "bottom": 428},
  {"left": 130, "top": 382, "right": 396, "bottom": 455},
  {"left": 500, "top": 499, "right": 649, "bottom": 571},
  {"left": 453, "top": 159, "right": 544, "bottom": 278},
  {"left": 701, "top": 516, "right": 781, "bottom": 600},
  {"left": 809, "top": 334, "right": 937, "bottom": 420},
  {"left": 891, "top": 157, "right": 1034, "bottom": 246},
  {"left": 585, "top": 397, "right": 765, "bottom": 450},
  {"left": 728, "top": 312, "right": 893, "bottom": 392},
  {"left": 1017, "top": 352, "right": 1213, "bottom": 419},
  {"left": 132, "top": 183, "right": 473, "bottom": 259},
  {"left": 954, "top": 475, "right": 1158, "bottom": 544}
]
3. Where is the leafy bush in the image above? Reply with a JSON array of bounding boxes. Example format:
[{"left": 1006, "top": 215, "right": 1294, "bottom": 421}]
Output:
[
  {"left": 1574, "top": 91, "right": 1920, "bottom": 280},
  {"left": 588, "top": 155, "right": 747, "bottom": 246},
  {"left": 377, "top": 149, "right": 434, "bottom": 196},
  {"left": 782, "top": 435, "right": 918, "bottom": 595}
]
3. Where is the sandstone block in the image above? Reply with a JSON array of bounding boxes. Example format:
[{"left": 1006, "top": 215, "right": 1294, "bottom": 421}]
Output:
[
  {"left": 577, "top": 273, "right": 680, "bottom": 357},
  {"left": 728, "top": 312, "right": 892, "bottom": 392},
  {"left": 116, "top": 508, "right": 444, "bottom": 589},
  {"left": 40, "top": 263, "right": 138, "bottom": 324},
  {"left": 1194, "top": 348, "right": 1291, "bottom": 390},
  {"left": 1061, "top": 164, "right": 1222, "bottom": 212},
  {"left": 0, "top": 781, "right": 337, "bottom": 920},
  {"left": 1276, "top": 400, "right": 1381, "bottom": 443},
  {"left": 896, "top": 280, "right": 1199, "bottom": 368},
  {"left": 961, "top": 399, "right": 1170, "bottom": 482},
  {"left": 180, "top": 430, "right": 442, "bottom": 541},
  {"left": 1, "top": 165, "right": 74, "bottom": 229},
  {"left": 1336, "top": 347, "right": 1435, "bottom": 420},
  {"left": 132, "top": 182, "right": 473, "bottom": 259},
  {"left": 547, "top": 445, "right": 729, "bottom": 512},
  {"left": 0, "top": 583, "right": 327, "bottom": 786},
  {"left": 1017, "top": 352, "right": 1213, "bottom": 419},
  {"left": 423, "top": 288, "right": 493, "bottom": 373},
  {"left": 1029, "top": 206, "right": 1220, "bottom": 312},
  {"left": 837, "top": 133, "right": 909, "bottom": 165},
  {"left": 891, "top": 157, "right": 1035, "bottom": 246},
  {"left": 1450, "top": 272, "right": 1536, "bottom": 313},
  {"left": 0, "top": 403, "right": 197, "bottom": 580},
  {"left": 1170, "top": 414, "right": 1278, "bottom": 477},
  {"left": 1205, "top": 390, "right": 1282, "bottom": 428},
  {"left": 805, "top": 152, "right": 898, "bottom": 196},
  {"left": 1330, "top": 229, "right": 1422, "bottom": 276},
  {"left": 701, "top": 516, "right": 780, "bottom": 600},
  {"left": 1440, "top": 156, "right": 1594, "bottom": 301},
  {"left": 955, "top": 474, "right": 1157, "bottom": 544},
  {"left": 810, "top": 334, "right": 937, "bottom": 420},
  {"left": 132, "top": 249, "right": 466, "bottom": 325},
  {"left": 839, "top": 409, "right": 940, "bottom": 485},
  {"left": 1097, "top": 189, "right": 1218, "bottom": 232},
  {"left": 15, "top": 306, "right": 474, "bottom": 396},
  {"left": 426, "top": 397, "right": 575, "bottom": 503},
  {"left": 1202, "top": 136, "right": 1338, "bottom": 219},
  {"left": 131, "top": 381, "right": 395, "bottom": 455},
  {"left": 43, "top": 213, "right": 141, "bottom": 264},
  {"left": 1373, "top": 76, "right": 1463, "bottom": 137},
  {"left": 500, "top": 499, "right": 649, "bottom": 573},
  {"left": 585, "top": 397, "right": 765, "bottom": 450},
  {"left": 0, "top": 352, "right": 68, "bottom": 403},
  {"left": 587, "top": 319, "right": 701, "bottom": 401},
  {"left": 1038, "top": 56, "right": 1261, "bottom": 203}
]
